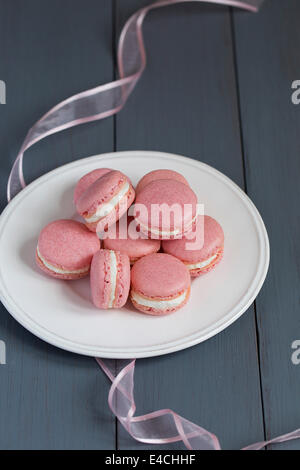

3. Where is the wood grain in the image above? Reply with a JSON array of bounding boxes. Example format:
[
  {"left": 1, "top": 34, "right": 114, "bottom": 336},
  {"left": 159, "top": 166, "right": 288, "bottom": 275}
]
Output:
[
  {"left": 233, "top": 0, "right": 300, "bottom": 449},
  {"left": 115, "top": 0, "right": 264, "bottom": 450},
  {"left": 1, "top": 0, "right": 298, "bottom": 451},
  {"left": 0, "top": 0, "right": 115, "bottom": 449}
]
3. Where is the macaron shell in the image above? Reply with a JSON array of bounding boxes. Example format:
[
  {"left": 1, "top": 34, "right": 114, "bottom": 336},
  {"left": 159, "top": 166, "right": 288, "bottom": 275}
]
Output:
[
  {"left": 162, "top": 215, "right": 224, "bottom": 263},
  {"left": 35, "top": 252, "right": 89, "bottom": 280},
  {"left": 90, "top": 250, "right": 111, "bottom": 308},
  {"left": 114, "top": 252, "right": 131, "bottom": 308},
  {"left": 131, "top": 286, "right": 190, "bottom": 316},
  {"left": 76, "top": 170, "right": 135, "bottom": 233},
  {"left": 74, "top": 168, "right": 112, "bottom": 204},
  {"left": 37, "top": 219, "right": 100, "bottom": 278},
  {"left": 189, "top": 247, "right": 224, "bottom": 277},
  {"left": 131, "top": 253, "right": 190, "bottom": 299},
  {"left": 76, "top": 170, "right": 131, "bottom": 216},
  {"left": 90, "top": 250, "right": 130, "bottom": 309},
  {"left": 103, "top": 216, "right": 161, "bottom": 262},
  {"left": 135, "top": 179, "right": 197, "bottom": 239},
  {"left": 162, "top": 215, "right": 224, "bottom": 277},
  {"left": 136, "top": 169, "right": 189, "bottom": 194},
  {"left": 89, "top": 184, "right": 135, "bottom": 233}
]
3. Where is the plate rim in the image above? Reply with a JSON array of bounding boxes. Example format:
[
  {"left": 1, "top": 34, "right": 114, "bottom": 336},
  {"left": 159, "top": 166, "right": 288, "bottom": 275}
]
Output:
[{"left": 0, "top": 150, "right": 270, "bottom": 358}]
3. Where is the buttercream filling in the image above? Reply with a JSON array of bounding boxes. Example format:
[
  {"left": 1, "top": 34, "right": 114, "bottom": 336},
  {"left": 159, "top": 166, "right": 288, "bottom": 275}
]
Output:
[
  {"left": 37, "top": 247, "right": 89, "bottom": 275},
  {"left": 108, "top": 250, "right": 118, "bottom": 308},
  {"left": 131, "top": 289, "right": 188, "bottom": 310},
  {"left": 85, "top": 182, "right": 130, "bottom": 223},
  {"left": 186, "top": 253, "right": 217, "bottom": 270},
  {"left": 136, "top": 213, "right": 198, "bottom": 237}
]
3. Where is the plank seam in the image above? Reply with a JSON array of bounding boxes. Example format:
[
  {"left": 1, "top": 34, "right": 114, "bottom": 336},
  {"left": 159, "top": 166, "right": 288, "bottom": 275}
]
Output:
[
  {"left": 112, "top": 0, "right": 119, "bottom": 452},
  {"left": 229, "top": 7, "right": 267, "bottom": 446}
]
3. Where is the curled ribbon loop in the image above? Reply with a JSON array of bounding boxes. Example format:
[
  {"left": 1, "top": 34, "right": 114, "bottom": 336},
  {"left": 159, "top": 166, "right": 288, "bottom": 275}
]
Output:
[
  {"left": 97, "top": 358, "right": 300, "bottom": 450},
  {"left": 97, "top": 358, "right": 221, "bottom": 450},
  {"left": 7, "top": 0, "right": 264, "bottom": 201},
  {"left": 8, "top": 0, "right": 299, "bottom": 452}
]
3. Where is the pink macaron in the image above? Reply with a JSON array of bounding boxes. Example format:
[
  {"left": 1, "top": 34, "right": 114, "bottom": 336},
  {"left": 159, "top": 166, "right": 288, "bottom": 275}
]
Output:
[
  {"left": 90, "top": 249, "right": 130, "bottom": 309},
  {"left": 130, "top": 253, "right": 191, "bottom": 315},
  {"left": 103, "top": 216, "right": 161, "bottom": 264},
  {"left": 136, "top": 169, "right": 189, "bottom": 195},
  {"left": 36, "top": 219, "right": 100, "bottom": 280},
  {"left": 74, "top": 168, "right": 112, "bottom": 204},
  {"left": 76, "top": 170, "right": 135, "bottom": 233},
  {"left": 134, "top": 179, "right": 198, "bottom": 240},
  {"left": 162, "top": 215, "right": 224, "bottom": 277}
]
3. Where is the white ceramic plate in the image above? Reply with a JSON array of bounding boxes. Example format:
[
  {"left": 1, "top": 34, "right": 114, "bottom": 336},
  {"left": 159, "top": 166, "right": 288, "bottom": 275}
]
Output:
[{"left": 0, "top": 151, "right": 269, "bottom": 358}]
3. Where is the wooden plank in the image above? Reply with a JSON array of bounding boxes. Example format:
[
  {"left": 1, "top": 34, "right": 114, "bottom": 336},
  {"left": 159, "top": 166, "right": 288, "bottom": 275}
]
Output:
[
  {"left": 115, "top": 0, "right": 264, "bottom": 450},
  {"left": 0, "top": 0, "right": 115, "bottom": 449},
  {"left": 233, "top": 0, "right": 300, "bottom": 450}
]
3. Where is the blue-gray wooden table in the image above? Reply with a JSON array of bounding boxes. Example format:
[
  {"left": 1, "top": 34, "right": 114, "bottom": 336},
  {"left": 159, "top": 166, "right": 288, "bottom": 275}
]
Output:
[{"left": 0, "top": 0, "right": 300, "bottom": 450}]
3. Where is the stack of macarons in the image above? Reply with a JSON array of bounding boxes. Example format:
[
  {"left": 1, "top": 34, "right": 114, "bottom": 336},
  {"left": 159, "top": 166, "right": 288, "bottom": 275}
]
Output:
[{"left": 36, "top": 168, "right": 224, "bottom": 316}]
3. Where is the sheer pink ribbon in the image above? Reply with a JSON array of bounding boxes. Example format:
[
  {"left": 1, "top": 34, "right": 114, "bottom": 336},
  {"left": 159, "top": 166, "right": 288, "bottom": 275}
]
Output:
[
  {"left": 97, "top": 358, "right": 300, "bottom": 450},
  {"left": 6, "top": 0, "right": 300, "bottom": 451},
  {"left": 7, "top": 0, "right": 264, "bottom": 202}
]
